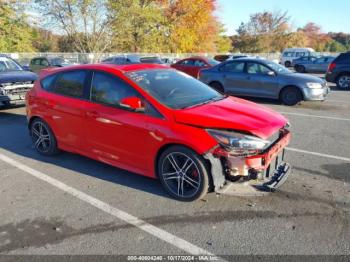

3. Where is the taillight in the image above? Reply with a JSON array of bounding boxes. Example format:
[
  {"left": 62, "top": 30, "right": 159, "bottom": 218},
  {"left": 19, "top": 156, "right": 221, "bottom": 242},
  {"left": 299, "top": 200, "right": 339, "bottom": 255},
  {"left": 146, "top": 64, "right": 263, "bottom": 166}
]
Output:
[{"left": 328, "top": 62, "right": 336, "bottom": 72}]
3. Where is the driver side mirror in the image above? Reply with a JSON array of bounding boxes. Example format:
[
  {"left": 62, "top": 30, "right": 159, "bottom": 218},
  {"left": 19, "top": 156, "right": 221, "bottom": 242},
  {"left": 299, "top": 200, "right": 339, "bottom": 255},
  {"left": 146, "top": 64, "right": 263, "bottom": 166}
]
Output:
[
  {"left": 120, "top": 96, "right": 145, "bottom": 112},
  {"left": 267, "top": 71, "right": 276, "bottom": 76}
]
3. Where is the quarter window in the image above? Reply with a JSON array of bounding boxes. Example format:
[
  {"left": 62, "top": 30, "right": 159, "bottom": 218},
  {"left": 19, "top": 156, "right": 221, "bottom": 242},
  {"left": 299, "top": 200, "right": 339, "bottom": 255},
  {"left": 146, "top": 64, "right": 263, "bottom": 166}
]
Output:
[
  {"left": 180, "top": 60, "right": 194, "bottom": 66},
  {"left": 53, "top": 70, "right": 86, "bottom": 98},
  {"left": 91, "top": 72, "right": 139, "bottom": 107}
]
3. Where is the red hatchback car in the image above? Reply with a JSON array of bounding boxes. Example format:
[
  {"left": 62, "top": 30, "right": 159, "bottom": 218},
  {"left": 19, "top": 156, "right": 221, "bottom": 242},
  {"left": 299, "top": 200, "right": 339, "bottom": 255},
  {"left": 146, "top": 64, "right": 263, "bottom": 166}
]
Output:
[
  {"left": 26, "top": 64, "right": 291, "bottom": 201},
  {"left": 171, "top": 56, "right": 219, "bottom": 78}
]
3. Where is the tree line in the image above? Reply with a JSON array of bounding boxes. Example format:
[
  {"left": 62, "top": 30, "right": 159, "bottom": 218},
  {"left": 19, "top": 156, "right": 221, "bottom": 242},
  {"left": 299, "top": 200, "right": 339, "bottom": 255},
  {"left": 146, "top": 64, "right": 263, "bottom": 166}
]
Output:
[{"left": 0, "top": 0, "right": 349, "bottom": 54}]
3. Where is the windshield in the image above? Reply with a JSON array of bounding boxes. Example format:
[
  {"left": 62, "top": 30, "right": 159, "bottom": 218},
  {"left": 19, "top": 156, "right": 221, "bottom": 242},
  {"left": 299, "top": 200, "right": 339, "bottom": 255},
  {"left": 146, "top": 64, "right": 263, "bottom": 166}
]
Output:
[
  {"left": 265, "top": 61, "right": 291, "bottom": 74},
  {"left": 126, "top": 69, "right": 224, "bottom": 109},
  {"left": 0, "top": 57, "right": 23, "bottom": 72}
]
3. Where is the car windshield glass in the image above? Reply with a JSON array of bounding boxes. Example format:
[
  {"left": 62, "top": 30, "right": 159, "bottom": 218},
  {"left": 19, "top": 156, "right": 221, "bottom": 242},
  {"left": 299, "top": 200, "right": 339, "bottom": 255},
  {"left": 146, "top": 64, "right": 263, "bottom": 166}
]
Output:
[
  {"left": 265, "top": 61, "right": 291, "bottom": 74},
  {"left": 0, "top": 57, "right": 23, "bottom": 72},
  {"left": 125, "top": 69, "right": 224, "bottom": 109},
  {"left": 207, "top": 58, "right": 220, "bottom": 66}
]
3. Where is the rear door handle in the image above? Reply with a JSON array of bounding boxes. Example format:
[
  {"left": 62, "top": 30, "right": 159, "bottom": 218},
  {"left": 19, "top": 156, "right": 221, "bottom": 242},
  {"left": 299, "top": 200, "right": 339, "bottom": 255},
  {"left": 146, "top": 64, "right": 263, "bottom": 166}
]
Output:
[{"left": 86, "top": 111, "right": 99, "bottom": 118}]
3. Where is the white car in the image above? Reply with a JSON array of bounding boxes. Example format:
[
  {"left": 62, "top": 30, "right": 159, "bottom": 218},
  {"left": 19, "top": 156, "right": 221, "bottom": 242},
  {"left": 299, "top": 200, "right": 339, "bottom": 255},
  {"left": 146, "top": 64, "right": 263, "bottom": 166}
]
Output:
[{"left": 280, "top": 48, "right": 315, "bottom": 67}]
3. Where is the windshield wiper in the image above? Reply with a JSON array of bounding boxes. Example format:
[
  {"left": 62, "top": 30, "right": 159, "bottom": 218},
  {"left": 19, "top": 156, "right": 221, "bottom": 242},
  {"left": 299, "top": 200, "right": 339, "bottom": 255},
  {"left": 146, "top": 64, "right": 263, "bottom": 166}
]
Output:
[{"left": 181, "top": 95, "right": 226, "bottom": 109}]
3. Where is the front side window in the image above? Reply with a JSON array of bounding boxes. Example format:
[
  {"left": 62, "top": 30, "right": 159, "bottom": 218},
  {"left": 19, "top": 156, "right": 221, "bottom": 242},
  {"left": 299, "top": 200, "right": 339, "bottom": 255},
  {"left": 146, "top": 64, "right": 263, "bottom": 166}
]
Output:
[
  {"left": 220, "top": 62, "right": 244, "bottom": 73},
  {"left": 126, "top": 69, "right": 223, "bottom": 109},
  {"left": 247, "top": 63, "right": 271, "bottom": 75},
  {"left": 53, "top": 70, "right": 86, "bottom": 98},
  {"left": 91, "top": 72, "right": 139, "bottom": 107}
]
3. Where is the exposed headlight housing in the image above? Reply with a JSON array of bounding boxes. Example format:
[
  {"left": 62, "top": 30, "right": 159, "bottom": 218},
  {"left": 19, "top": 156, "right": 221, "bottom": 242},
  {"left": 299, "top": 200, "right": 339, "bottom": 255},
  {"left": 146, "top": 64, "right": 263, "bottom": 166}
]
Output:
[
  {"left": 306, "top": 82, "right": 322, "bottom": 89},
  {"left": 207, "top": 129, "right": 270, "bottom": 156}
]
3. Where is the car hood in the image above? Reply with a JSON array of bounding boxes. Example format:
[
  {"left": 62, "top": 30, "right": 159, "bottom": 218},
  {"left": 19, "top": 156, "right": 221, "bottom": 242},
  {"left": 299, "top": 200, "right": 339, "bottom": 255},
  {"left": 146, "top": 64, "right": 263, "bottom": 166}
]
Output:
[
  {"left": 0, "top": 70, "right": 38, "bottom": 84},
  {"left": 173, "top": 97, "right": 288, "bottom": 140},
  {"left": 282, "top": 72, "right": 325, "bottom": 83}
]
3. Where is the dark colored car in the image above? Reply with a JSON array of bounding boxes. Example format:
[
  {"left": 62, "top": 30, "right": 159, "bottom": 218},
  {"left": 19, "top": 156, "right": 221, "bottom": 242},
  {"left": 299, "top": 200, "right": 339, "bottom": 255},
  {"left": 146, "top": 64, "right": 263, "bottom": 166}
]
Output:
[
  {"left": 102, "top": 55, "right": 141, "bottom": 65},
  {"left": 29, "top": 57, "right": 72, "bottom": 73},
  {"left": 26, "top": 63, "right": 291, "bottom": 201},
  {"left": 294, "top": 56, "right": 335, "bottom": 73},
  {"left": 171, "top": 56, "right": 219, "bottom": 78},
  {"left": 199, "top": 58, "right": 329, "bottom": 106},
  {"left": 0, "top": 55, "right": 37, "bottom": 107},
  {"left": 326, "top": 52, "right": 350, "bottom": 90}
]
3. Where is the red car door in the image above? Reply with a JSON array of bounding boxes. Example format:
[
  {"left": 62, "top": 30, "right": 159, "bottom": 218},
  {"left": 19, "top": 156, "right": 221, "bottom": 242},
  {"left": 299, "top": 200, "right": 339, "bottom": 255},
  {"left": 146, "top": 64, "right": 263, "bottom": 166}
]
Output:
[
  {"left": 171, "top": 59, "right": 196, "bottom": 77},
  {"left": 40, "top": 70, "right": 89, "bottom": 149},
  {"left": 84, "top": 71, "right": 165, "bottom": 176}
]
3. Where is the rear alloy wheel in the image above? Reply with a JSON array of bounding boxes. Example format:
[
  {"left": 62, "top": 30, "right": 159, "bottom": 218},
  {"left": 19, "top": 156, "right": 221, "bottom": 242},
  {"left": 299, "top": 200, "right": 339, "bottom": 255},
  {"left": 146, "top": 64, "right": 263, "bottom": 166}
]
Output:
[
  {"left": 285, "top": 61, "right": 291, "bottom": 68},
  {"left": 31, "top": 119, "right": 59, "bottom": 156},
  {"left": 337, "top": 74, "right": 350, "bottom": 90},
  {"left": 209, "top": 82, "right": 224, "bottom": 93},
  {"left": 158, "top": 146, "right": 209, "bottom": 201},
  {"left": 280, "top": 87, "right": 302, "bottom": 106}
]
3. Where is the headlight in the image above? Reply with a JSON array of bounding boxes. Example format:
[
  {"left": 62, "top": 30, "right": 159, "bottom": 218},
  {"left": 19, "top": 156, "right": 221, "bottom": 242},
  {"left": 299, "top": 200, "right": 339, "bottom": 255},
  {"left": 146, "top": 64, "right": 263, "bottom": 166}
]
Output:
[
  {"left": 306, "top": 82, "right": 322, "bottom": 89},
  {"left": 207, "top": 129, "right": 270, "bottom": 156}
]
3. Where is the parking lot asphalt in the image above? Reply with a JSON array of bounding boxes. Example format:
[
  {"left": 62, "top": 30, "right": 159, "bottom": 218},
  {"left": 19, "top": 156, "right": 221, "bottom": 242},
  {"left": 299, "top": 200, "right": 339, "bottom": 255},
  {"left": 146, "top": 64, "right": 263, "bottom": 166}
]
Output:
[{"left": 0, "top": 77, "right": 349, "bottom": 256}]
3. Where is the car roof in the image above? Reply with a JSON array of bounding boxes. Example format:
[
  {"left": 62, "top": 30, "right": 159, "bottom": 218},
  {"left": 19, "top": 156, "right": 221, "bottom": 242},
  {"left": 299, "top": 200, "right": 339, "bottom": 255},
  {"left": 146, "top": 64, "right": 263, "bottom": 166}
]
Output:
[{"left": 40, "top": 63, "right": 170, "bottom": 76}]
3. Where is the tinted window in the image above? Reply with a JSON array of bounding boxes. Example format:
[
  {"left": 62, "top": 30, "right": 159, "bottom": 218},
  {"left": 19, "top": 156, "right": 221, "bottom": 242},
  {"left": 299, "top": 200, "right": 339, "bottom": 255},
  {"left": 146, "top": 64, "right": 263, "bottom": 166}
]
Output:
[
  {"left": 180, "top": 60, "right": 194, "bottom": 66},
  {"left": 91, "top": 72, "right": 139, "bottom": 106},
  {"left": 220, "top": 62, "right": 244, "bottom": 73},
  {"left": 53, "top": 70, "right": 86, "bottom": 98},
  {"left": 41, "top": 74, "right": 56, "bottom": 90},
  {"left": 193, "top": 60, "right": 206, "bottom": 67},
  {"left": 41, "top": 59, "right": 49, "bottom": 66},
  {"left": 247, "top": 63, "right": 271, "bottom": 75}
]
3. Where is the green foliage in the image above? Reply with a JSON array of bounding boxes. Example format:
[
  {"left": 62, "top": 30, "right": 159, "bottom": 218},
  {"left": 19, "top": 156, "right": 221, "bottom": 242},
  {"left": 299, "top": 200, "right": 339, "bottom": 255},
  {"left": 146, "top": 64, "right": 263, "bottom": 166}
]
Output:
[{"left": 0, "top": 0, "right": 35, "bottom": 52}]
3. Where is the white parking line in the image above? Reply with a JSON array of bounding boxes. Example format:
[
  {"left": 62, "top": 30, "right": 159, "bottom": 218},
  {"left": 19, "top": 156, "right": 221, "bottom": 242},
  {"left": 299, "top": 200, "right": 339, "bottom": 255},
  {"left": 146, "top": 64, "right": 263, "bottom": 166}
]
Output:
[
  {"left": 287, "top": 147, "right": 350, "bottom": 162},
  {"left": 0, "top": 153, "right": 216, "bottom": 257},
  {"left": 280, "top": 112, "right": 350, "bottom": 122}
]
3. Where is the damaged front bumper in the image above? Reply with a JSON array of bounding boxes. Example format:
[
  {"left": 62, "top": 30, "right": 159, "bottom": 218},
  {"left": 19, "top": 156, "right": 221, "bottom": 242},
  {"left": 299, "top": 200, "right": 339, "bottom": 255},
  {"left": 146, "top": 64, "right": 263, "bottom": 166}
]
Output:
[
  {"left": 0, "top": 82, "right": 33, "bottom": 106},
  {"left": 205, "top": 129, "right": 291, "bottom": 196}
]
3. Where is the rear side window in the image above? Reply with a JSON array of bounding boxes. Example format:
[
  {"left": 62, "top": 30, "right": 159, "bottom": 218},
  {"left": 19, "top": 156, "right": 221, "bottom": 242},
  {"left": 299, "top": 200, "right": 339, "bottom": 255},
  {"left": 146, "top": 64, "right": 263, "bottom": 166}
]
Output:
[
  {"left": 91, "top": 71, "right": 139, "bottom": 107},
  {"left": 53, "top": 70, "right": 86, "bottom": 98},
  {"left": 41, "top": 74, "right": 56, "bottom": 90},
  {"left": 180, "top": 59, "right": 194, "bottom": 66},
  {"left": 220, "top": 62, "right": 244, "bottom": 73}
]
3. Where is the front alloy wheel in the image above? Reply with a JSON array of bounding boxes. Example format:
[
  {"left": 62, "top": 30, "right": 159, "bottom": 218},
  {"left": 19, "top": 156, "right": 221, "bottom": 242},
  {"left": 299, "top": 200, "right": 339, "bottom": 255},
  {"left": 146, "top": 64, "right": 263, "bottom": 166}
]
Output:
[
  {"left": 158, "top": 146, "right": 209, "bottom": 201},
  {"left": 337, "top": 75, "right": 350, "bottom": 90}
]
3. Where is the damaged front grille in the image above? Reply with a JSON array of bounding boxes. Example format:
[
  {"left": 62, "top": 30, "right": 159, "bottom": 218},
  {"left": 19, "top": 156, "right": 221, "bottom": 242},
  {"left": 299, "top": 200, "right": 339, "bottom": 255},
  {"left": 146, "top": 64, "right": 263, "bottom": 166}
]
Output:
[{"left": 0, "top": 81, "right": 34, "bottom": 95}]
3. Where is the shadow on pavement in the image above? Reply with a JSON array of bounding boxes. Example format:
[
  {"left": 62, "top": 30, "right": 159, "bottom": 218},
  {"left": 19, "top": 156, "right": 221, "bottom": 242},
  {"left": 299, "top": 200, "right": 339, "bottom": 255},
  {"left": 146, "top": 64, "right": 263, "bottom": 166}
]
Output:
[{"left": 0, "top": 111, "right": 169, "bottom": 200}]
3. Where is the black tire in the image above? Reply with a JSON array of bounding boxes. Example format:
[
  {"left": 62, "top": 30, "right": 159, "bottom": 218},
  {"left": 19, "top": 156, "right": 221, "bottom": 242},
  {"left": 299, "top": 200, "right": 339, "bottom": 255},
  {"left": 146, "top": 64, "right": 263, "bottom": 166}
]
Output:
[
  {"left": 30, "top": 118, "right": 60, "bottom": 156},
  {"left": 157, "top": 145, "right": 209, "bottom": 201},
  {"left": 209, "top": 82, "right": 224, "bottom": 93},
  {"left": 280, "top": 86, "right": 302, "bottom": 106},
  {"left": 295, "top": 65, "right": 305, "bottom": 73},
  {"left": 285, "top": 61, "right": 291, "bottom": 67},
  {"left": 336, "top": 74, "right": 350, "bottom": 90}
]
